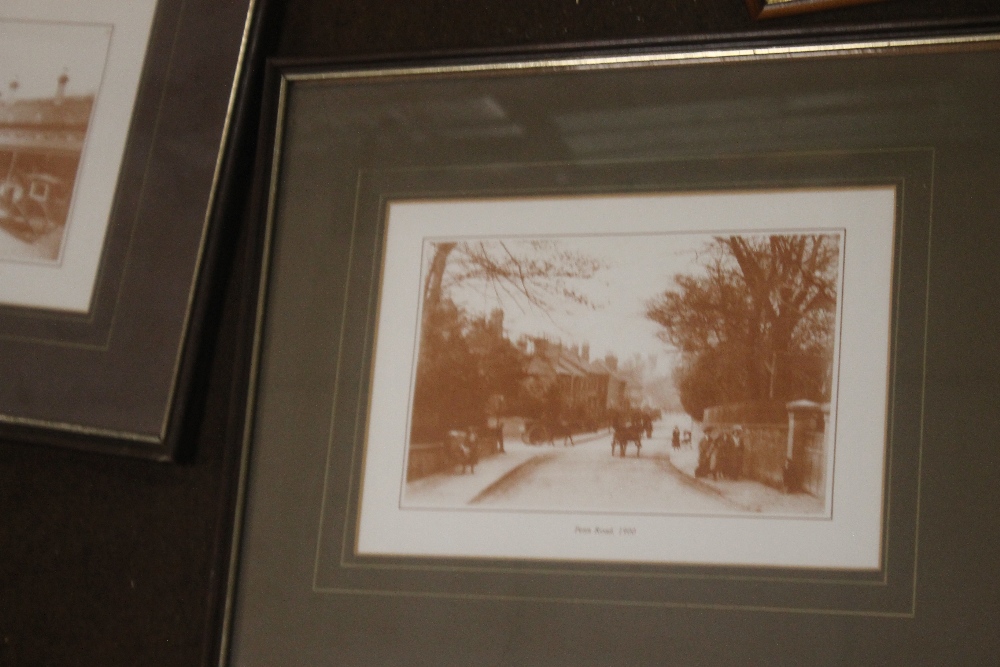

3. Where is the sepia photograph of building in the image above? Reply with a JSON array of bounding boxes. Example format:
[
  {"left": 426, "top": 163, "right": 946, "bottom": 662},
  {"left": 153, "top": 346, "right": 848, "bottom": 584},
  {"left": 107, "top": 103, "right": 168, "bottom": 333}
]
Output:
[
  {"left": 400, "top": 231, "right": 843, "bottom": 517},
  {"left": 0, "top": 19, "right": 110, "bottom": 263}
]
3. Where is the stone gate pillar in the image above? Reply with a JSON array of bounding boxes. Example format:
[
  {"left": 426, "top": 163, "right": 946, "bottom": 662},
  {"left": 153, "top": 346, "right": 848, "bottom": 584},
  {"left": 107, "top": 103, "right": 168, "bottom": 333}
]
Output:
[{"left": 785, "top": 400, "right": 829, "bottom": 494}]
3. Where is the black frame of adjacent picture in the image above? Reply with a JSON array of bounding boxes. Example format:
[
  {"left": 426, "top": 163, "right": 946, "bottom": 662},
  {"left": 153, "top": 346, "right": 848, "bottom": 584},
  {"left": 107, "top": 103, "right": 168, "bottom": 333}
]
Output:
[
  {"left": 0, "top": 0, "right": 269, "bottom": 460},
  {"left": 220, "top": 33, "right": 1000, "bottom": 665}
]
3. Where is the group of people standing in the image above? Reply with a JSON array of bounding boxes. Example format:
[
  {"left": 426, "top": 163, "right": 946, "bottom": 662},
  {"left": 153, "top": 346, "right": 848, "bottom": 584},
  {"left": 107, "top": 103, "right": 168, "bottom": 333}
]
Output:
[{"left": 694, "top": 426, "right": 745, "bottom": 481}]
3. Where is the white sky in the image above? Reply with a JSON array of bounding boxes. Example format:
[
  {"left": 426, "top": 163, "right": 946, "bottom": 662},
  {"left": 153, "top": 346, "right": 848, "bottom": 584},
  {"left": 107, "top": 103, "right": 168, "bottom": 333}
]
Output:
[
  {"left": 0, "top": 19, "right": 111, "bottom": 100},
  {"left": 440, "top": 234, "right": 714, "bottom": 367}
]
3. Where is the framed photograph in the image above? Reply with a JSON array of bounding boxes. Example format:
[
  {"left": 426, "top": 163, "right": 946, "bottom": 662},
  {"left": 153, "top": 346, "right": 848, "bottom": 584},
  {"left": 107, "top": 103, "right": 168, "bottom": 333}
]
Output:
[
  {"left": 746, "top": 0, "right": 888, "bottom": 19},
  {"left": 222, "top": 33, "right": 997, "bottom": 664},
  {"left": 0, "top": 0, "right": 267, "bottom": 458}
]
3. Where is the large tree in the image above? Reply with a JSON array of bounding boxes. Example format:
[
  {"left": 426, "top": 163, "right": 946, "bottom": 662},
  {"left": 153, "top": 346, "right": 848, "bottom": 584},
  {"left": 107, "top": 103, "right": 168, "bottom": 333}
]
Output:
[
  {"left": 410, "top": 299, "right": 480, "bottom": 439},
  {"left": 412, "top": 239, "right": 602, "bottom": 437},
  {"left": 410, "top": 301, "right": 527, "bottom": 439},
  {"left": 646, "top": 234, "right": 839, "bottom": 419}
]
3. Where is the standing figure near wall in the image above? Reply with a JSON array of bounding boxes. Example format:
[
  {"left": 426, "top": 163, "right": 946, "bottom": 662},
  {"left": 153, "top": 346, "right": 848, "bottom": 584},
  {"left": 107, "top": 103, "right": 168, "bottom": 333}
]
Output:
[
  {"left": 729, "top": 426, "right": 745, "bottom": 480},
  {"left": 695, "top": 427, "right": 715, "bottom": 477}
]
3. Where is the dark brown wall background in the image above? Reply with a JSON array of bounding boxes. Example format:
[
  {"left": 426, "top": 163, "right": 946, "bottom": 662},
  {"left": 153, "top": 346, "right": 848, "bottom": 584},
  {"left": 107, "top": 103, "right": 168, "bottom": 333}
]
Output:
[{"left": 2, "top": 1, "right": 1000, "bottom": 665}]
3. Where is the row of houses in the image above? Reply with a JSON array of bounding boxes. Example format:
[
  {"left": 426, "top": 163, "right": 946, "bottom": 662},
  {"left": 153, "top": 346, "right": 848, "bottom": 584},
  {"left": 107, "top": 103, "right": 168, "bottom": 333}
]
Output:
[
  {"left": 1, "top": 73, "right": 92, "bottom": 151},
  {"left": 519, "top": 335, "right": 637, "bottom": 422},
  {"left": 406, "top": 316, "right": 642, "bottom": 479},
  {"left": 0, "top": 76, "right": 91, "bottom": 248}
]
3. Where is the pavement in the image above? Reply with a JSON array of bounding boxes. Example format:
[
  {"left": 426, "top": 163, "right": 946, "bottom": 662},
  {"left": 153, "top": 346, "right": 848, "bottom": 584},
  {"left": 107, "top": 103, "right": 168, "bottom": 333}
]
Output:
[
  {"left": 471, "top": 432, "right": 737, "bottom": 513},
  {"left": 666, "top": 441, "right": 825, "bottom": 515}
]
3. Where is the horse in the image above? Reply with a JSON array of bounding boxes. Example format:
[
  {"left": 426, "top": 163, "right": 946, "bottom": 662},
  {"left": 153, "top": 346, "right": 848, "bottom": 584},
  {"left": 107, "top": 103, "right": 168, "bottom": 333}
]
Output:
[
  {"left": 523, "top": 419, "right": 573, "bottom": 446},
  {"left": 612, "top": 422, "right": 643, "bottom": 457},
  {"left": 546, "top": 420, "right": 575, "bottom": 447}
]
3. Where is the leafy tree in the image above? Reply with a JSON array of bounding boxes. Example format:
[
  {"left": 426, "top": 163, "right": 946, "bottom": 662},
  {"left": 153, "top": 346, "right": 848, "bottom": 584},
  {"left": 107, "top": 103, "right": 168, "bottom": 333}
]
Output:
[
  {"left": 646, "top": 234, "right": 839, "bottom": 419},
  {"left": 410, "top": 299, "right": 482, "bottom": 440},
  {"left": 465, "top": 312, "right": 528, "bottom": 408},
  {"left": 412, "top": 238, "right": 602, "bottom": 438},
  {"left": 410, "top": 301, "right": 528, "bottom": 441}
]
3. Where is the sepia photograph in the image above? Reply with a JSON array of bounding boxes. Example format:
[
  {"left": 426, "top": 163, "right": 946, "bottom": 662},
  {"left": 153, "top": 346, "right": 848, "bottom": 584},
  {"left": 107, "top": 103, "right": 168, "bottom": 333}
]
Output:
[
  {"left": 355, "top": 188, "right": 895, "bottom": 568},
  {"left": 402, "top": 231, "right": 841, "bottom": 517},
  {"left": 0, "top": 18, "right": 111, "bottom": 263}
]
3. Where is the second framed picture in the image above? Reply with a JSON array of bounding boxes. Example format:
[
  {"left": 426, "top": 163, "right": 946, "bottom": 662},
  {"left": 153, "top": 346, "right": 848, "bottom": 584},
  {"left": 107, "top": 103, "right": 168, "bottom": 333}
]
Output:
[{"left": 0, "top": 0, "right": 268, "bottom": 458}]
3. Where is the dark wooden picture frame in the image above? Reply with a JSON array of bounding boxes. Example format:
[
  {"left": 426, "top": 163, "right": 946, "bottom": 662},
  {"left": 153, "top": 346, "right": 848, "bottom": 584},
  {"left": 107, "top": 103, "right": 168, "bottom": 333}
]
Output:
[
  {"left": 221, "top": 32, "right": 1000, "bottom": 664},
  {"left": 0, "top": 0, "right": 268, "bottom": 460}
]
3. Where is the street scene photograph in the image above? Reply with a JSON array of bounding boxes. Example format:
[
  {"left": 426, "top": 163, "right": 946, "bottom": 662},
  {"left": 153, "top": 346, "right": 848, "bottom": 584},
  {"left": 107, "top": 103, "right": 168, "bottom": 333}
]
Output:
[
  {"left": 0, "top": 18, "right": 109, "bottom": 262},
  {"left": 400, "top": 226, "right": 843, "bottom": 517}
]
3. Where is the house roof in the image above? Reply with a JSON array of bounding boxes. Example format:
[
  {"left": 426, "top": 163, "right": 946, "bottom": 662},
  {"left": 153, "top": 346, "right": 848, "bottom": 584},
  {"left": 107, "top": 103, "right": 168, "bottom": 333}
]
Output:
[
  {"left": 526, "top": 339, "right": 624, "bottom": 381},
  {"left": 0, "top": 96, "right": 94, "bottom": 128}
]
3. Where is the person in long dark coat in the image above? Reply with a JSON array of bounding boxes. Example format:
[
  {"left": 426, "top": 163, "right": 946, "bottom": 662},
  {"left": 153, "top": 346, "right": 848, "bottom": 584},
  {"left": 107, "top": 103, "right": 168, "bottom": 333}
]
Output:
[
  {"left": 729, "top": 426, "right": 745, "bottom": 480},
  {"left": 717, "top": 429, "right": 735, "bottom": 479},
  {"left": 696, "top": 427, "right": 715, "bottom": 477}
]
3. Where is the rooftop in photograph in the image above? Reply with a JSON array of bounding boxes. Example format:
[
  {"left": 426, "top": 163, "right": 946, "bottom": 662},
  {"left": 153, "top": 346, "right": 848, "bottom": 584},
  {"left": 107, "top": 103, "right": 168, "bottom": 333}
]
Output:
[{"left": 0, "top": 95, "right": 94, "bottom": 130}]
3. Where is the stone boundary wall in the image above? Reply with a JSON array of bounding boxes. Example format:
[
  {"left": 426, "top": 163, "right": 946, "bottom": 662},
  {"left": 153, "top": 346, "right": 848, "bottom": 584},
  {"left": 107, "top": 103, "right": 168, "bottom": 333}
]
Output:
[
  {"left": 739, "top": 425, "right": 789, "bottom": 489},
  {"left": 406, "top": 434, "right": 501, "bottom": 481},
  {"left": 704, "top": 400, "right": 786, "bottom": 425},
  {"left": 703, "top": 399, "right": 828, "bottom": 496}
]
